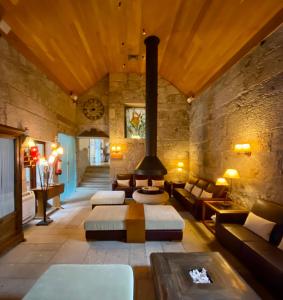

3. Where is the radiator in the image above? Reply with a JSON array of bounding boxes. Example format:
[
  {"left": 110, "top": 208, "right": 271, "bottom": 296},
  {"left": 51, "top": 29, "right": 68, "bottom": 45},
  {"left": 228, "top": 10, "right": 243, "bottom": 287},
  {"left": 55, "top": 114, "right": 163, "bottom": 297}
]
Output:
[{"left": 22, "top": 191, "right": 36, "bottom": 224}]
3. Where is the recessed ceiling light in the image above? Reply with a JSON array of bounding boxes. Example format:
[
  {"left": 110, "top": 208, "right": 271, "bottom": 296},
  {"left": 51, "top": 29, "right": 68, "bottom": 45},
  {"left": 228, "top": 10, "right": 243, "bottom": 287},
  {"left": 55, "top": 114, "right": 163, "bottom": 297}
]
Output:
[
  {"left": 122, "top": 64, "right": 126, "bottom": 68},
  {"left": 142, "top": 28, "right": 146, "bottom": 36},
  {"left": 118, "top": 1, "right": 122, "bottom": 8}
]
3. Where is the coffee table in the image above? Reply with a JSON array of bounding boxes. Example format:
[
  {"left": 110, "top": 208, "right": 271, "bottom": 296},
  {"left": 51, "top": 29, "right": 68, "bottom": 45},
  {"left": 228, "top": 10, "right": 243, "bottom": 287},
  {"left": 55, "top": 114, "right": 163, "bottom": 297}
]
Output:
[{"left": 150, "top": 252, "right": 259, "bottom": 300}]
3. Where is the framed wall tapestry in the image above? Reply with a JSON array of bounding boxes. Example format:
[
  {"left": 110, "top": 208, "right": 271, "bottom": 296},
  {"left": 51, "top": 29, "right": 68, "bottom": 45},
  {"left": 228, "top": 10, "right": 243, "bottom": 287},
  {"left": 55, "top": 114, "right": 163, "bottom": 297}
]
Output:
[{"left": 125, "top": 106, "right": 146, "bottom": 139}]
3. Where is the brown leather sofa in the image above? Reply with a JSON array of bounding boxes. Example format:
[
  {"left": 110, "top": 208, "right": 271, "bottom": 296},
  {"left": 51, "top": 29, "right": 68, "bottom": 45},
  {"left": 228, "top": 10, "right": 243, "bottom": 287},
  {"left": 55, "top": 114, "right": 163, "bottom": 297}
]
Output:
[
  {"left": 172, "top": 177, "right": 227, "bottom": 220},
  {"left": 216, "top": 200, "right": 283, "bottom": 298},
  {"left": 112, "top": 174, "right": 168, "bottom": 198}
]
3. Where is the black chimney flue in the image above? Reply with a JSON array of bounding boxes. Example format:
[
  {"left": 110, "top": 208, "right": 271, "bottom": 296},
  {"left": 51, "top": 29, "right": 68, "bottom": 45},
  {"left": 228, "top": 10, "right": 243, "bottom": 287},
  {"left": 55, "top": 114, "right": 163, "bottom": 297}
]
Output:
[{"left": 135, "top": 36, "right": 167, "bottom": 176}]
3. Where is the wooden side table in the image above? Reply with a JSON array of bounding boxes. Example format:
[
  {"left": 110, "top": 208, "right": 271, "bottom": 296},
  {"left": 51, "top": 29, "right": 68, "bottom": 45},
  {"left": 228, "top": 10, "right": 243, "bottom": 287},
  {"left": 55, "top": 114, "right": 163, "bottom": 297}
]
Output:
[
  {"left": 167, "top": 181, "right": 186, "bottom": 196},
  {"left": 202, "top": 201, "right": 249, "bottom": 234}
]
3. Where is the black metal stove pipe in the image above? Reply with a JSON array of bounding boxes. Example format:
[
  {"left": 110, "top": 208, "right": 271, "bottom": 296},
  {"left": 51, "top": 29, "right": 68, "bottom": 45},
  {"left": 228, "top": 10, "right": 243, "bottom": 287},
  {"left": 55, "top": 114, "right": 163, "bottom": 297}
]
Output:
[
  {"left": 145, "top": 35, "right": 159, "bottom": 156},
  {"left": 135, "top": 35, "right": 167, "bottom": 176}
]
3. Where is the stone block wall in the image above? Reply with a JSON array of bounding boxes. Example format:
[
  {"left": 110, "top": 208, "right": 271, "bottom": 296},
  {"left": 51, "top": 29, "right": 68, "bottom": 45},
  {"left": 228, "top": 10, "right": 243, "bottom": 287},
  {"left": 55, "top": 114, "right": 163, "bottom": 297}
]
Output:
[
  {"left": 0, "top": 37, "right": 77, "bottom": 141},
  {"left": 189, "top": 26, "right": 283, "bottom": 207},
  {"left": 0, "top": 36, "right": 77, "bottom": 193},
  {"left": 109, "top": 73, "right": 190, "bottom": 181}
]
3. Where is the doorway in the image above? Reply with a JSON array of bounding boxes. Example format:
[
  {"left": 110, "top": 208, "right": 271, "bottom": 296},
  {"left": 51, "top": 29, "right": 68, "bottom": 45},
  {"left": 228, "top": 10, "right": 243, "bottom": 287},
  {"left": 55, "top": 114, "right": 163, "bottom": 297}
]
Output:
[
  {"left": 89, "top": 138, "right": 109, "bottom": 165},
  {"left": 78, "top": 138, "right": 109, "bottom": 166},
  {"left": 58, "top": 133, "right": 77, "bottom": 200}
]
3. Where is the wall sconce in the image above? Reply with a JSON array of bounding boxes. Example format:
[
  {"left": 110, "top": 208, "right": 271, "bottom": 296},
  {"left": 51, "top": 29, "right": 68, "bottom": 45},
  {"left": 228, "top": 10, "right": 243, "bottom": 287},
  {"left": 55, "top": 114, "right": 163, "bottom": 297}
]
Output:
[
  {"left": 177, "top": 161, "right": 184, "bottom": 172},
  {"left": 111, "top": 145, "right": 123, "bottom": 159},
  {"left": 23, "top": 136, "right": 35, "bottom": 149},
  {"left": 234, "top": 143, "right": 251, "bottom": 156}
]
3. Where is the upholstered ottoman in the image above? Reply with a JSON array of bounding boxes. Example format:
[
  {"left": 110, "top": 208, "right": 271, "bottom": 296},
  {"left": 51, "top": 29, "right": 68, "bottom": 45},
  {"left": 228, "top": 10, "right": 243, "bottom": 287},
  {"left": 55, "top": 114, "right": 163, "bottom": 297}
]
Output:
[
  {"left": 90, "top": 191, "right": 125, "bottom": 208},
  {"left": 84, "top": 204, "right": 184, "bottom": 241},
  {"left": 23, "top": 264, "right": 134, "bottom": 300}
]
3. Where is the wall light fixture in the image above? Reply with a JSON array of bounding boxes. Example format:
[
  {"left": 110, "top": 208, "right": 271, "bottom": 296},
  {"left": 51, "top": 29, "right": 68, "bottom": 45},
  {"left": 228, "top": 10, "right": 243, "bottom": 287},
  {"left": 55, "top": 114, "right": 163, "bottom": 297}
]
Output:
[
  {"left": 234, "top": 143, "right": 251, "bottom": 156},
  {"left": 111, "top": 145, "right": 123, "bottom": 159}
]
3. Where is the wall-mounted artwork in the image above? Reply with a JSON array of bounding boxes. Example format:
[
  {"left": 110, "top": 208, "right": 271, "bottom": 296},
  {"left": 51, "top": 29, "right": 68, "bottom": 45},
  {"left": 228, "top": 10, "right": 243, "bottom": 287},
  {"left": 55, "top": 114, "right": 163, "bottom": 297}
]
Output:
[{"left": 125, "top": 106, "right": 146, "bottom": 139}]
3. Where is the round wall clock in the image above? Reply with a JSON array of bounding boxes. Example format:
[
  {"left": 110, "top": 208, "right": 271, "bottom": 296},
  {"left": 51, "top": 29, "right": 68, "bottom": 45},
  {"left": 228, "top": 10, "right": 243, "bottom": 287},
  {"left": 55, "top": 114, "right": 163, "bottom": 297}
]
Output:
[{"left": 82, "top": 98, "right": 104, "bottom": 120}]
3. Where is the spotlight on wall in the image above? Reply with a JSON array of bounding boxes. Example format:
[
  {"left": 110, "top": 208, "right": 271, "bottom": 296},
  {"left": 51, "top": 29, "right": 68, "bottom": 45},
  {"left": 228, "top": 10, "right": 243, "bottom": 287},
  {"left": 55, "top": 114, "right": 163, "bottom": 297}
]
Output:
[
  {"left": 187, "top": 95, "right": 195, "bottom": 104},
  {"left": 0, "top": 19, "right": 11, "bottom": 35},
  {"left": 234, "top": 143, "right": 251, "bottom": 156},
  {"left": 70, "top": 91, "right": 78, "bottom": 104}
]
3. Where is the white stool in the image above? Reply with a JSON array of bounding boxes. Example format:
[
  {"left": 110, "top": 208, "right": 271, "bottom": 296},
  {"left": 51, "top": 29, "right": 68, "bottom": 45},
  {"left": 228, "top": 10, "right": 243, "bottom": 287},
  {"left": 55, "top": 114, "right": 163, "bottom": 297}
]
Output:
[
  {"left": 90, "top": 191, "right": 125, "bottom": 208},
  {"left": 23, "top": 264, "right": 134, "bottom": 300}
]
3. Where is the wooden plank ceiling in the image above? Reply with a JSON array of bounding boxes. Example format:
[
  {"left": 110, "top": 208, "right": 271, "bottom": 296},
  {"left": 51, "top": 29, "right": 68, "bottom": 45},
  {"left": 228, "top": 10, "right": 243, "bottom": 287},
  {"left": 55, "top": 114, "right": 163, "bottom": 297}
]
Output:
[{"left": 0, "top": 0, "right": 282, "bottom": 96}]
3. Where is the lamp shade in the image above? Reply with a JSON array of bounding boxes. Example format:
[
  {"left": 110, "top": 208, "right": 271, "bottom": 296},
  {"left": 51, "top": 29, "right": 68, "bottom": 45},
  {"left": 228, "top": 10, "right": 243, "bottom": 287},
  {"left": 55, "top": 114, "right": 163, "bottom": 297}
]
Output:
[
  {"left": 177, "top": 162, "right": 184, "bottom": 168},
  {"left": 215, "top": 177, "right": 229, "bottom": 186},
  {"left": 223, "top": 169, "right": 240, "bottom": 179}
]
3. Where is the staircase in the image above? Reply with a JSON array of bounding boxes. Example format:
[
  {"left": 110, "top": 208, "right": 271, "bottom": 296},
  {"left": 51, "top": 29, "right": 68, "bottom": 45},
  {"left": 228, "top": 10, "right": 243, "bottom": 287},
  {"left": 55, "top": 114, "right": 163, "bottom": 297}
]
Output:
[{"left": 77, "top": 165, "right": 112, "bottom": 192}]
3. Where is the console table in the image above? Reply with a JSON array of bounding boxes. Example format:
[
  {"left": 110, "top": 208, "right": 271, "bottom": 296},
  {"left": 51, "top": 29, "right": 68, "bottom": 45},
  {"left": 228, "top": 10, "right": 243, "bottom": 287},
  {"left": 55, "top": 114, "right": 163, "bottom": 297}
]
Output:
[{"left": 33, "top": 183, "right": 65, "bottom": 225}]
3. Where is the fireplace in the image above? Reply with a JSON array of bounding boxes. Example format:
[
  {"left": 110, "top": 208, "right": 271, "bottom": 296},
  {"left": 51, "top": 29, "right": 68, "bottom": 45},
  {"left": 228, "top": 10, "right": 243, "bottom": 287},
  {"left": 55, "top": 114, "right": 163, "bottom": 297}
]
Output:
[{"left": 135, "top": 36, "right": 167, "bottom": 176}]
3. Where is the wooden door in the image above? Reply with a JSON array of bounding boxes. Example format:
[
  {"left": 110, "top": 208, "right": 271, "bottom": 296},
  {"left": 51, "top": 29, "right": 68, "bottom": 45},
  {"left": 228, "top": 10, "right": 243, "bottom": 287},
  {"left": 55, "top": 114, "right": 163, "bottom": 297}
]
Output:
[{"left": 0, "top": 124, "right": 24, "bottom": 254}]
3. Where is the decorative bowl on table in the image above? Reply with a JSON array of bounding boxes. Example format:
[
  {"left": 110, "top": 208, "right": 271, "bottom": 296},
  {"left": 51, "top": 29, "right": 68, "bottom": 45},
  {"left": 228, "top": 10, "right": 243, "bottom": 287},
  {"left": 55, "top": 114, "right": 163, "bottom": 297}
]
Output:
[{"left": 138, "top": 186, "right": 163, "bottom": 194}]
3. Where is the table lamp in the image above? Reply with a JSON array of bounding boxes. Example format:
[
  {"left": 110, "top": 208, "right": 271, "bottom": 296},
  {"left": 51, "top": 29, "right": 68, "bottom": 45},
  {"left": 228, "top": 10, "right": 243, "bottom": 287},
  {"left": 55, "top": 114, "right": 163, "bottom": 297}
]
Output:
[
  {"left": 223, "top": 169, "right": 240, "bottom": 198},
  {"left": 215, "top": 177, "right": 230, "bottom": 205}
]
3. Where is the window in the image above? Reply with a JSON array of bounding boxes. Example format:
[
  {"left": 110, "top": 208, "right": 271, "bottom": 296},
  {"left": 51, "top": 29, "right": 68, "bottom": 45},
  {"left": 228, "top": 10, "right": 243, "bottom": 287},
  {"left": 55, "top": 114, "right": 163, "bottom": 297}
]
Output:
[
  {"left": 125, "top": 106, "right": 146, "bottom": 139},
  {"left": 0, "top": 138, "right": 15, "bottom": 218}
]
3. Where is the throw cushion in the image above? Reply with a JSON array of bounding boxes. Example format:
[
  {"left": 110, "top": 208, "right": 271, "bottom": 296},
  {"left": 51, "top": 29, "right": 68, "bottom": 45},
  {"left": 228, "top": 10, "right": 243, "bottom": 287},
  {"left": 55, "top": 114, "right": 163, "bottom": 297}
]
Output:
[
  {"left": 184, "top": 182, "right": 194, "bottom": 192},
  {"left": 278, "top": 238, "right": 283, "bottom": 251},
  {"left": 135, "top": 179, "right": 148, "bottom": 187},
  {"left": 152, "top": 180, "right": 164, "bottom": 187},
  {"left": 191, "top": 186, "right": 203, "bottom": 198},
  {"left": 201, "top": 190, "right": 213, "bottom": 199},
  {"left": 244, "top": 212, "right": 276, "bottom": 241},
  {"left": 117, "top": 179, "right": 130, "bottom": 187}
]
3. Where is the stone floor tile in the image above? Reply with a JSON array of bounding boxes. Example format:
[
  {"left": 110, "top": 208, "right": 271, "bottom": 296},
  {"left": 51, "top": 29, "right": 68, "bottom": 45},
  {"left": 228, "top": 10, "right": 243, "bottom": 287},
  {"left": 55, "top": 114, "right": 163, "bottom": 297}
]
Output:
[
  {"left": 83, "top": 248, "right": 106, "bottom": 264},
  {"left": 50, "top": 240, "right": 89, "bottom": 264},
  {"left": 0, "top": 278, "right": 36, "bottom": 300},
  {"left": 0, "top": 263, "right": 49, "bottom": 279}
]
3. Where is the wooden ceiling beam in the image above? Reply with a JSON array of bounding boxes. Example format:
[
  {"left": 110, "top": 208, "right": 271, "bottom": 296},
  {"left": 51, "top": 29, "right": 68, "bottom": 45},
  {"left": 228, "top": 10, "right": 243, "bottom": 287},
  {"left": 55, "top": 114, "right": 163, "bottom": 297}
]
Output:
[{"left": 0, "top": 0, "right": 282, "bottom": 96}]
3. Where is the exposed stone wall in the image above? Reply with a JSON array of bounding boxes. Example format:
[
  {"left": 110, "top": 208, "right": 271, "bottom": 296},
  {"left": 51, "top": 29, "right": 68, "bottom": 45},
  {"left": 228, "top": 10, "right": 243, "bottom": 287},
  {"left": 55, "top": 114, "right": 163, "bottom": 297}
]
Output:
[
  {"left": 0, "top": 37, "right": 77, "bottom": 141},
  {"left": 109, "top": 73, "right": 190, "bottom": 181},
  {"left": 76, "top": 76, "right": 109, "bottom": 136},
  {"left": 189, "top": 26, "right": 283, "bottom": 207}
]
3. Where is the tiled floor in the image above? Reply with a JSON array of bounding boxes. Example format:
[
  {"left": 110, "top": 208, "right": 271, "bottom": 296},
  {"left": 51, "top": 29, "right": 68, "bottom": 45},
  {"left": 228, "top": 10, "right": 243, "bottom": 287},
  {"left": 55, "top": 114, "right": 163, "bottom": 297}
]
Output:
[{"left": 0, "top": 191, "right": 274, "bottom": 299}]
